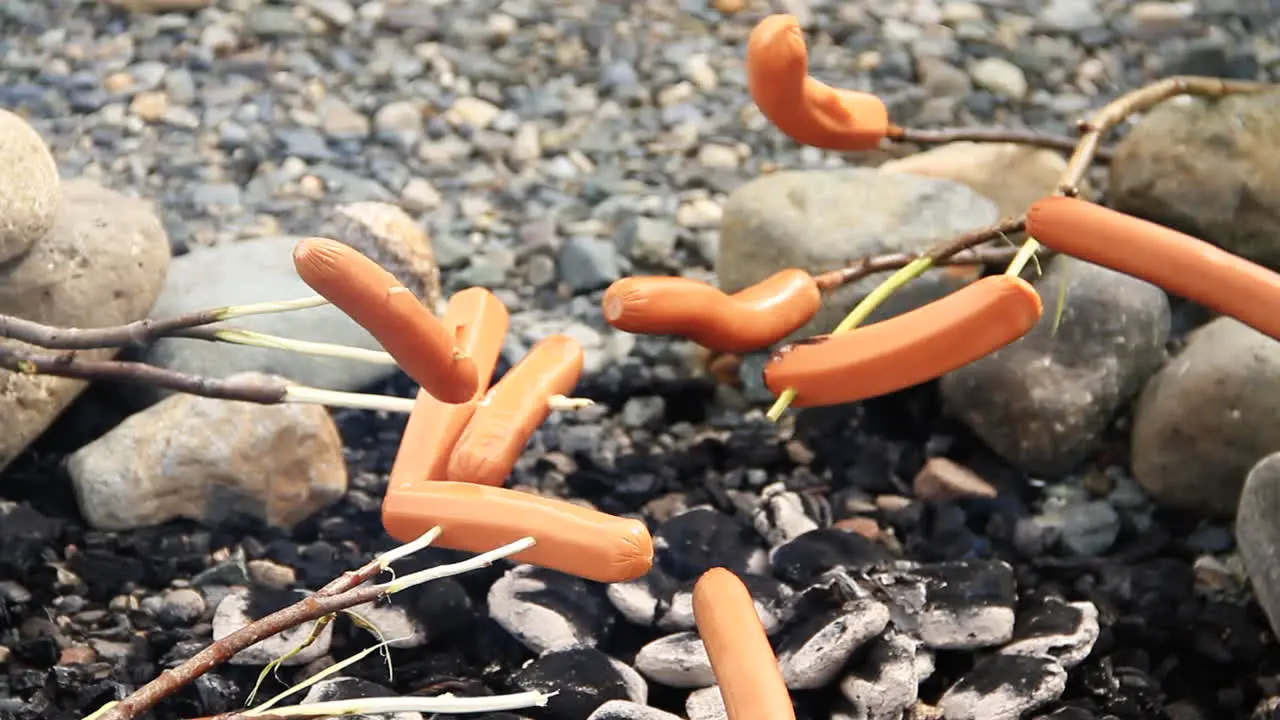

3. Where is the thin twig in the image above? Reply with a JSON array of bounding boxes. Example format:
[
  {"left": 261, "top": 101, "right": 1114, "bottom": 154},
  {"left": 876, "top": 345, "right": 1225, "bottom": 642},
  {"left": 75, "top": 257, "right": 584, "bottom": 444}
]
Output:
[
  {"left": 812, "top": 229, "right": 1024, "bottom": 291},
  {"left": 0, "top": 297, "right": 330, "bottom": 350},
  {"left": 886, "top": 125, "right": 1113, "bottom": 162},
  {"left": 0, "top": 345, "right": 289, "bottom": 404},
  {"left": 95, "top": 532, "right": 534, "bottom": 720}
]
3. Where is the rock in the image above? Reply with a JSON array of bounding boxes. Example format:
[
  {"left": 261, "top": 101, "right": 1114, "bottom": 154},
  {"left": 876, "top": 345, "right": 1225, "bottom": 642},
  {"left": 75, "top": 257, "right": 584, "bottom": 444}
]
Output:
[
  {"left": 298, "top": 677, "right": 421, "bottom": 720},
  {"left": 1235, "top": 452, "right": 1280, "bottom": 638},
  {"left": 617, "top": 216, "right": 679, "bottom": 269},
  {"left": 1000, "top": 596, "right": 1100, "bottom": 668},
  {"left": 66, "top": 372, "right": 346, "bottom": 530},
  {"left": 510, "top": 647, "right": 636, "bottom": 720},
  {"left": 769, "top": 528, "right": 894, "bottom": 587},
  {"left": 839, "top": 631, "right": 932, "bottom": 720},
  {"left": 140, "top": 235, "right": 401, "bottom": 400},
  {"left": 0, "top": 179, "right": 171, "bottom": 473},
  {"left": 717, "top": 168, "right": 998, "bottom": 344},
  {"left": 1108, "top": 90, "right": 1280, "bottom": 270},
  {"left": 912, "top": 457, "right": 998, "bottom": 502},
  {"left": 776, "top": 600, "right": 891, "bottom": 689},
  {"left": 940, "top": 257, "right": 1170, "bottom": 478},
  {"left": 607, "top": 566, "right": 793, "bottom": 634},
  {"left": 869, "top": 559, "right": 1017, "bottom": 650},
  {"left": 684, "top": 686, "right": 727, "bottom": 720},
  {"left": 0, "top": 109, "right": 59, "bottom": 263},
  {"left": 653, "top": 508, "right": 768, "bottom": 581},
  {"left": 588, "top": 700, "right": 683, "bottom": 720},
  {"left": 1131, "top": 317, "right": 1280, "bottom": 517},
  {"left": 371, "top": 576, "right": 472, "bottom": 648},
  {"left": 752, "top": 483, "right": 820, "bottom": 548},
  {"left": 634, "top": 631, "right": 715, "bottom": 688},
  {"left": 967, "top": 58, "right": 1029, "bottom": 100},
  {"left": 212, "top": 589, "right": 333, "bottom": 666},
  {"left": 488, "top": 564, "right": 616, "bottom": 655},
  {"left": 1035, "top": 500, "right": 1121, "bottom": 556},
  {"left": 313, "top": 202, "right": 443, "bottom": 312},
  {"left": 937, "top": 654, "right": 1068, "bottom": 720},
  {"left": 559, "top": 235, "right": 622, "bottom": 293},
  {"left": 878, "top": 142, "right": 1067, "bottom": 229}
]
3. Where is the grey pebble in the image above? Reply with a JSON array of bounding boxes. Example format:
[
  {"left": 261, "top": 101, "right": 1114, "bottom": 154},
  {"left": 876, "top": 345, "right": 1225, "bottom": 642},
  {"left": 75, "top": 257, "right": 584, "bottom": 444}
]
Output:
[{"left": 634, "top": 631, "right": 715, "bottom": 688}]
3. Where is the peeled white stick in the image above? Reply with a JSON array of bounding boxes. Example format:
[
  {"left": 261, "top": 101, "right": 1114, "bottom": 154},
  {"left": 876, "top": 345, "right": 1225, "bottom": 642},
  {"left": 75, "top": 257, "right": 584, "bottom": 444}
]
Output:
[{"left": 242, "top": 691, "right": 554, "bottom": 716}]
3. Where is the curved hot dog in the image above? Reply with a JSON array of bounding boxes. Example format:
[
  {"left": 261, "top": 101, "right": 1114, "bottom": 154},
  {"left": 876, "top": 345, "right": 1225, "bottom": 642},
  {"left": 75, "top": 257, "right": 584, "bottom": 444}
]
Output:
[
  {"left": 693, "top": 568, "right": 795, "bottom": 720},
  {"left": 383, "top": 287, "right": 510, "bottom": 536},
  {"left": 381, "top": 481, "right": 654, "bottom": 583},
  {"left": 602, "top": 269, "right": 822, "bottom": 352},
  {"left": 293, "top": 237, "right": 477, "bottom": 403},
  {"left": 1027, "top": 195, "right": 1280, "bottom": 341},
  {"left": 764, "top": 274, "right": 1043, "bottom": 407},
  {"left": 447, "top": 335, "right": 585, "bottom": 487},
  {"left": 747, "top": 14, "right": 890, "bottom": 152}
]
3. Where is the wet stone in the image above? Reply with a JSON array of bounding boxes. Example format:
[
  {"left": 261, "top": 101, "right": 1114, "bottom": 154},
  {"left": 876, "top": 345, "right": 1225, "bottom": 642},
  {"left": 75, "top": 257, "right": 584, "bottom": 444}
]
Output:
[
  {"left": 298, "top": 677, "right": 422, "bottom": 720},
  {"left": 937, "top": 653, "right": 1068, "bottom": 720},
  {"left": 511, "top": 647, "right": 638, "bottom": 720},
  {"left": 868, "top": 558, "right": 1017, "bottom": 650},
  {"left": 607, "top": 567, "right": 793, "bottom": 633},
  {"left": 769, "top": 528, "right": 895, "bottom": 587},
  {"left": 634, "top": 631, "right": 714, "bottom": 688},
  {"left": 489, "top": 565, "right": 616, "bottom": 655},
  {"left": 776, "top": 599, "right": 891, "bottom": 690},
  {"left": 588, "top": 700, "right": 684, "bottom": 720},
  {"left": 1001, "top": 596, "right": 1100, "bottom": 669},
  {"left": 839, "top": 630, "right": 933, "bottom": 720}
]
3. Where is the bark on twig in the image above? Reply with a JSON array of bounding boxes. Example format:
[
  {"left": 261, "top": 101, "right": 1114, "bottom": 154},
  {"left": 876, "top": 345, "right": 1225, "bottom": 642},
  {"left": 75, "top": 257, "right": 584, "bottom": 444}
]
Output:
[
  {"left": 0, "top": 345, "right": 291, "bottom": 404},
  {"left": 886, "top": 125, "right": 1113, "bottom": 162}
]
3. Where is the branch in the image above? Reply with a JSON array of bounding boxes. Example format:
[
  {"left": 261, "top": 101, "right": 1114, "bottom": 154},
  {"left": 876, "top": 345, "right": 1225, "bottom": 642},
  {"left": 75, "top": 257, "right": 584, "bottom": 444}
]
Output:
[
  {"left": 94, "top": 531, "right": 536, "bottom": 720},
  {"left": 885, "top": 125, "right": 1112, "bottom": 162},
  {"left": 0, "top": 344, "right": 289, "bottom": 404},
  {"left": 0, "top": 297, "right": 330, "bottom": 350},
  {"left": 812, "top": 223, "right": 1026, "bottom": 292}
]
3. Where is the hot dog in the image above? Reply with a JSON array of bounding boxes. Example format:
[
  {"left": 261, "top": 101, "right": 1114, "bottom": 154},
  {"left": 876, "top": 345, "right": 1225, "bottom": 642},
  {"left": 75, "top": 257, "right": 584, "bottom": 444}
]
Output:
[
  {"left": 602, "top": 269, "right": 822, "bottom": 352},
  {"left": 764, "top": 274, "right": 1043, "bottom": 407},
  {"left": 446, "top": 334, "right": 585, "bottom": 487},
  {"left": 693, "top": 568, "right": 796, "bottom": 720},
  {"left": 1027, "top": 195, "right": 1280, "bottom": 341},
  {"left": 747, "top": 14, "right": 890, "bottom": 152},
  {"left": 292, "top": 237, "right": 477, "bottom": 403},
  {"left": 381, "top": 481, "right": 654, "bottom": 583},
  {"left": 383, "top": 287, "right": 511, "bottom": 536}
]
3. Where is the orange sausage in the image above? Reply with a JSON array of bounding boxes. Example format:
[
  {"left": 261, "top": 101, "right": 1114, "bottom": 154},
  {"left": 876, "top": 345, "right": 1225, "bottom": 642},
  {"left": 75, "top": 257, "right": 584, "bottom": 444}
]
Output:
[
  {"left": 1027, "top": 195, "right": 1280, "bottom": 341},
  {"left": 446, "top": 335, "right": 584, "bottom": 487},
  {"left": 381, "top": 481, "right": 654, "bottom": 583},
  {"left": 764, "top": 274, "right": 1043, "bottom": 407},
  {"left": 293, "top": 237, "right": 477, "bottom": 404},
  {"left": 747, "top": 14, "right": 890, "bottom": 152},
  {"left": 693, "top": 568, "right": 795, "bottom": 720},
  {"left": 383, "top": 287, "right": 510, "bottom": 535},
  {"left": 602, "top": 270, "right": 822, "bottom": 352}
]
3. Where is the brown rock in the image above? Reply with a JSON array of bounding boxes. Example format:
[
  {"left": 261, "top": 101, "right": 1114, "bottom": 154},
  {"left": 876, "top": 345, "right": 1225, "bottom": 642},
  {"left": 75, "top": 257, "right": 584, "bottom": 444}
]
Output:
[
  {"left": 1108, "top": 90, "right": 1280, "bottom": 270},
  {"left": 66, "top": 372, "right": 346, "bottom": 530},
  {"left": 912, "top": 457, "right": 998, "bottom": 502},
  {"left": 0, "top": 179, "right": 171, "bottom": 473},
  {"left": 0, "top": 109, "right": 60, "bottom": 263},
  {"left": 317, "top": 201, "right": 442, "bottom": 312}
]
